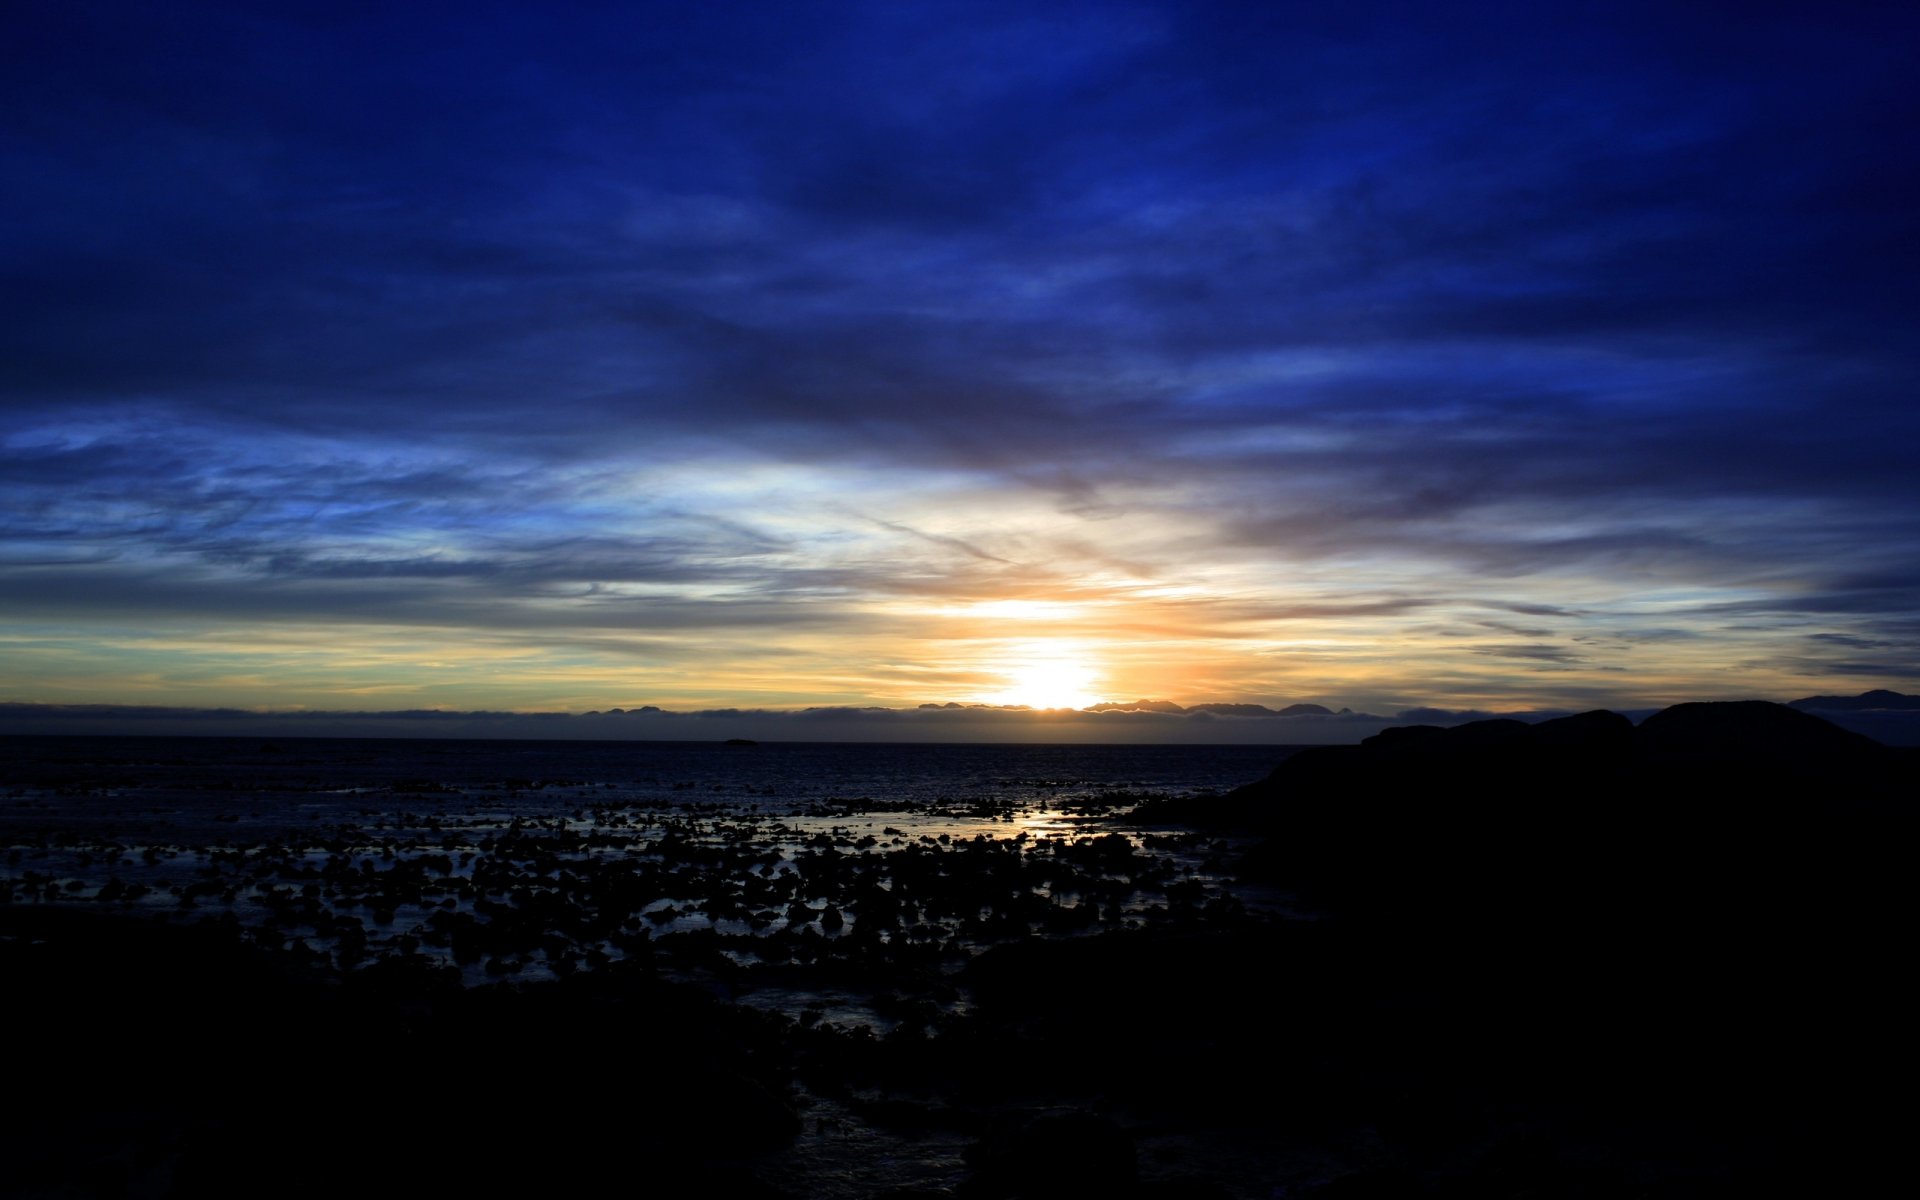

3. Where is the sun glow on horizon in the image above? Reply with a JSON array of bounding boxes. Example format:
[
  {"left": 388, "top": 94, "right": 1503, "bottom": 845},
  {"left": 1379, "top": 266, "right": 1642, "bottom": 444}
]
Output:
[{"left": 983, "top": 650, "right": 1104, "bottom": 710}]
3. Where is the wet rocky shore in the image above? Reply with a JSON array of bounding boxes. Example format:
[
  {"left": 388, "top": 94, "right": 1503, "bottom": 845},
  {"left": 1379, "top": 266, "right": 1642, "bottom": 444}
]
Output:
[{"left": 3, "top": 703, "right": 1909, "bottom": 1197}]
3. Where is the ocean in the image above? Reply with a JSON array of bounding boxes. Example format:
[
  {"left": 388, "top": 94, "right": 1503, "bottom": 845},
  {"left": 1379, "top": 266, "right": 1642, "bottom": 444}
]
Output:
[
  {"left": 4, "top": 734, "right": 1314, "bottom": 1196},
  {"left": 1, "top": 735, "right": 1302, "bottom": 977}
]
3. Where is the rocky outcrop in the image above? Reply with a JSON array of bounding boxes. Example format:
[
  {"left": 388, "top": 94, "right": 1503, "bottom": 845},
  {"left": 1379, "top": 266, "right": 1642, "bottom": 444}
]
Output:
[
  {"left": 1225, "top": 700, "right": 1905, "bottom": 933},
  {"left": 1220, "top": 700, "right": 1896, "bottom": 829},
  {"left": 1201, "top": 700, "right": 1911, "bottom": 1195},
  {"left": 1639, "top": 698, "right": 1886, "bottom": 759}
]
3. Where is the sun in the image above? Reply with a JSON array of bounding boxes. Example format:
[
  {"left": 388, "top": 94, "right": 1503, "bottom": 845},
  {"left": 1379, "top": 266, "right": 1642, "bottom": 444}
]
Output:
[{"left": 992, "top": 657, "right": 1102, "bottom": 710}]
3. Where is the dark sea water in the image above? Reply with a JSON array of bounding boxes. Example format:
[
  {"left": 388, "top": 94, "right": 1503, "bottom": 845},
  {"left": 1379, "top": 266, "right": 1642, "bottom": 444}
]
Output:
[
  {"left": 0, "top": 735, "right": 1298, "bottom": 879},
  {"left": 3, "top": 735, "right": 1311, "bottom": 1197},
  {"left": 1, "top": 734, "right": 1302, "bottom": 968},
  {"left": 1, "top": 734, "right": 1295, "bottom": 814}
]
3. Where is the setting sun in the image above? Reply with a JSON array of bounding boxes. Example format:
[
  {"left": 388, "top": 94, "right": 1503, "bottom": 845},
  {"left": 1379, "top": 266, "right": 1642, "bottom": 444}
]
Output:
[{"left": 988, "top": 654, "right": 1103, "bottom": 710}]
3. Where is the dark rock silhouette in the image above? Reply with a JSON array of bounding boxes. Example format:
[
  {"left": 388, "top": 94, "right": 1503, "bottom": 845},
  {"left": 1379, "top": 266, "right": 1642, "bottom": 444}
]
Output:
[
  {"left": 1640, "top": 697, "right": 1887, "bottom": 760},
  {"left": 963, "top": 1108, "right": 1138, "bottom": 1197},
  {"left": 0, "top": 907, "right": 802, "bottom": 1197},
  {"left": 1172, "top": 698, "right": 1911, "bottom": 1195},
  {"left": 1211, "top": 700, "right": 1897, "bottom": 838}
]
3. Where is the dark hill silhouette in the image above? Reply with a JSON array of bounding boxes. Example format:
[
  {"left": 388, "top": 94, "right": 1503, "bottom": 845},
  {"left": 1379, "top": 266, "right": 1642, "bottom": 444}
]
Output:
[
  {"left": 1205, "top": 701, "right": 1905, "bottom": 924},
  {"left": 1133, "top": 699, "right": 1909, "bottom": 1192},
  {"left": 1134, "top": 699, "right": 1900, "bottom": 834},
  {"left": 1641, "top": 697, "right": 1888, "bottom": 757}
]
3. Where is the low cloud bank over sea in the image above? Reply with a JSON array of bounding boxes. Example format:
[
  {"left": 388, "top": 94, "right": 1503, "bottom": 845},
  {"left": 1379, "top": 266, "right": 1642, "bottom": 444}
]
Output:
[{"left": 4, "top": 690, "right": 1916, "bottom": 744}]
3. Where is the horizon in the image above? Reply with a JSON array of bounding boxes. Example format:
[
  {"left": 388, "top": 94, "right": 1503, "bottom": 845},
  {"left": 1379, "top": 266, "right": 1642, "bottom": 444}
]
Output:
[
  {"left": 7, "top": 687, "right": 1918, "bottom": 745},
  {"left": 5, "top": 2, "right": 1918, "bottom": 728}
]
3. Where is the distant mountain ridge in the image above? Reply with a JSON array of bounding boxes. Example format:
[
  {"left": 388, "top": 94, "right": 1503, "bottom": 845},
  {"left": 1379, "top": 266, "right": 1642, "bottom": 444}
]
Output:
[
  {"left": 1787, "top": 688, "right": 1920, "bottom": 711},
  {"left": 1084, "top": 700, "right": 1345, "bottom": 716},
  {"left": 5, "top": 690, "right": 1915, "bottom": 745}
]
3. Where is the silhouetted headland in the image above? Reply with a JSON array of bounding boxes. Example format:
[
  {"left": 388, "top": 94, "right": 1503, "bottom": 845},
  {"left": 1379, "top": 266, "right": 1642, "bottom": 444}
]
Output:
[{"left": 1130, "top": 700, "right": 1909, "bottom": 1194}]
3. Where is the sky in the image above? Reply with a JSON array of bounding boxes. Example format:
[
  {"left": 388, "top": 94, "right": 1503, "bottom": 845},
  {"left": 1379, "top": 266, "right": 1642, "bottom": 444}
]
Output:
[{"left": 4, "top": 1, "right": 1918, "bottom": 741}]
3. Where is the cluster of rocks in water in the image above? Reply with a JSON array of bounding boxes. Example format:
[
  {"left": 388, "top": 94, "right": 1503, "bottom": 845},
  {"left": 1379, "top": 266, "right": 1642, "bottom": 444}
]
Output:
[
  {"left": 2, "top": 801, "right": 1237, "bottom": 989},
  {"left": 3, "top": 701, "right": 1911, "bottom": 1198}
]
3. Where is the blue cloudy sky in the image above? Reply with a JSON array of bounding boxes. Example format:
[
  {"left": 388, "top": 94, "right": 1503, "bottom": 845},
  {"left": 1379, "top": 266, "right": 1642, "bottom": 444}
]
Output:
[{"left": 4, "top": 0, "right": 1917, "bottom": 738}]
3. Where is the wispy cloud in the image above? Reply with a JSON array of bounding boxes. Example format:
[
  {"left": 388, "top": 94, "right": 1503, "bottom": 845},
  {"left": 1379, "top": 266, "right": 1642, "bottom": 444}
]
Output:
[{"left": 3, "top": 1, "right": 1917, "bottom": 717}]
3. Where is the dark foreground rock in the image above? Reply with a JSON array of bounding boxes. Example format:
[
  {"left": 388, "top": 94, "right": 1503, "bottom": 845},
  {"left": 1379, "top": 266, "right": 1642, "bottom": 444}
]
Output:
[
  {"left": 1162, "top": 700, "right": 1913, "bottom": 1194},
  {"left": 0, "top": 907, "right": 800, "bottom": 1198},
  {"left": 962, "top": 1109, "right": 1138, "bottom": 1197}
]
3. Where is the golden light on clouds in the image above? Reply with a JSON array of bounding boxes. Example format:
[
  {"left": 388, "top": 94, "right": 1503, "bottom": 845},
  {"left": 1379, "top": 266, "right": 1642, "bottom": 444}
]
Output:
[
  {"left": 980, "top": 641, "right": 1105, "bottom": 710},
  {"left": 954, "top": 599, "right": 1084, "bottom": 622}
]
